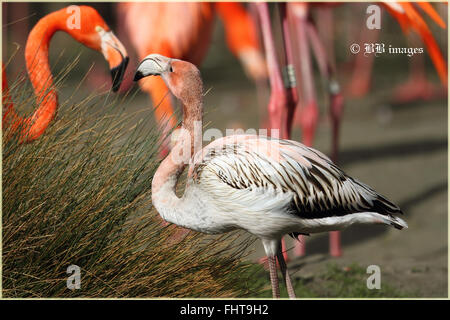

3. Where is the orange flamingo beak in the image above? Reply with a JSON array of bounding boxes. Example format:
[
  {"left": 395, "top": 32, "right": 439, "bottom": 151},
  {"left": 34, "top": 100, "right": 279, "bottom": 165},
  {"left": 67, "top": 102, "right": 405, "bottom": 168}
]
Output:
[{"left": 99, "top": 30, "right": 129, "bottom": 91}]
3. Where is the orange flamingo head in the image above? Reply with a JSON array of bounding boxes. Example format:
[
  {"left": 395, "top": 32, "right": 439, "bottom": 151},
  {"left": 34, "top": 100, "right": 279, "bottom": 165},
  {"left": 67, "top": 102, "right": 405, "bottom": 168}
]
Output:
[
  {"left": 134, "top": 54, "right": 202, "bottom": 106},
  {"left": 61, "top": 6, "right": 129, "bottom": 91}
]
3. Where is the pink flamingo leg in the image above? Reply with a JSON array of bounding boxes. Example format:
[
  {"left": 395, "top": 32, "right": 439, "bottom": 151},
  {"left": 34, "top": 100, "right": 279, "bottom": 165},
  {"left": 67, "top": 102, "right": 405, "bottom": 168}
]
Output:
[
  {"left": 306, "top": 17, "right": 344, "bottom": 162},
  {"left": 278, "top": 3, "right": 299, "bottom": 137},
  {"left": 282, "top": 3, "right": 312, "bottom": 257},
  {"left": 276, "top": 241, "right": 296, "bottom": 298},
  {"left": 306, "top": 13, "right": 344, "bottom": 257},
  {"left": 290, "top": 4, "right": 319, "bottom": 149},
  {"left": 289, "top": 4, "right": 318, "bottom": 257},
  {"left": 256, "top": 2, "right": 294, "bottom": 264},
  {"left": 267, "top": 255, "right": 280, "bottom": 298},
  {"left": 256, "top": 3, "right": 287, "bottom": 137}
]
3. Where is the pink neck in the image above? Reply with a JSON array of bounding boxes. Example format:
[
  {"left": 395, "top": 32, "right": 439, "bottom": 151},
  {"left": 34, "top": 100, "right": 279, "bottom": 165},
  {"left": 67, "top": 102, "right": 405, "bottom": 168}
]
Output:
[{"left": 152, "top": 98, "right": 203, "bottom": 195}]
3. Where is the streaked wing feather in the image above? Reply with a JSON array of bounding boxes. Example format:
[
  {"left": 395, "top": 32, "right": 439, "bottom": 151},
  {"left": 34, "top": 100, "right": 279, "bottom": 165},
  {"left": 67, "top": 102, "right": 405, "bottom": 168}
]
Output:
[{"left": 192, "top": 136, "right": 402, "bottom": 219}]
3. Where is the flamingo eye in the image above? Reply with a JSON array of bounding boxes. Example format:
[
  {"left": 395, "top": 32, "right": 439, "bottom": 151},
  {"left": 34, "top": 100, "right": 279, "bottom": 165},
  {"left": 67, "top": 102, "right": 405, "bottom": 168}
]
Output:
[
  {"left": 170, "top": 66, "right": 174, "bottom": 72},
  {"left": 95, "top": 26, "right": 107, "bottom": 36}
]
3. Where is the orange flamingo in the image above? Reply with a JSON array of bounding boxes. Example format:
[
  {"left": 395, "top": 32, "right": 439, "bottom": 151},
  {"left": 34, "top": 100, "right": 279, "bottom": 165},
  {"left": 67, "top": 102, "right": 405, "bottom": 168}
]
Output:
[
  {"left": 2, "top": 5, "right": 129, "bottom": 142},
  {"left": 117, "top": 2, "right": 266, "bottom": 153}
]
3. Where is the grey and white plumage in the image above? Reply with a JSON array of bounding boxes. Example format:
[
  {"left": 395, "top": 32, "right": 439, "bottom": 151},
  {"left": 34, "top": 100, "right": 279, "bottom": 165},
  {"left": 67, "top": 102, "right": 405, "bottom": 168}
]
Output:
[{"left": 152, "top": 133, "right": 407, "bottom": 243}]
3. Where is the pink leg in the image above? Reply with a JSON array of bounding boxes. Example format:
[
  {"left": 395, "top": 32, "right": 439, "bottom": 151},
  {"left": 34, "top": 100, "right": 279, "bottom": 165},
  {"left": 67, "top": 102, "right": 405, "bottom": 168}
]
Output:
[
  {"left": 256, "top": 2, "right": 294, "bottom": 263},
  {"left": 306, "top": 15, "right": 345, "bottom": 162},
  {"left": 278, "top": 3, "right": 298, "bottom": 138},
  {"left": 329, "top": 231, "right": 342, "bottom": 257},
  {"left": 290, "top": 4, "right": 319, "bottom": 149},
  {"left": 256, "top": 3, "right": 287, "bottom": 138},
  {"left": 328, "top": 96, "right": 344, "bottom": 257},
  {"left": 329, "top": 92, "right": 344, "bottom": 164},
  {"left": 259, "top": 238, "right": 289, "bottom": 269},
  {"left": 307, "top": 11, "right": 344, "bottom": 257},
  {"left": 288, "top": 4, "right": 319, "bottom": 256},
  {"left": 267, "top": 255, "right": 280, "bottom": 298},
  {"left": 276, "top": 242, "right": 296, "bottom": 299}
]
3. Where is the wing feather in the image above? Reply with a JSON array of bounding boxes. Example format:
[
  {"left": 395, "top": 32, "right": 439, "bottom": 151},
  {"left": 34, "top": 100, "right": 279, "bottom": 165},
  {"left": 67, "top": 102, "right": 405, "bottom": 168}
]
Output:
[{"left": 191, "top": 136, "right": 402, "bottom": 219}]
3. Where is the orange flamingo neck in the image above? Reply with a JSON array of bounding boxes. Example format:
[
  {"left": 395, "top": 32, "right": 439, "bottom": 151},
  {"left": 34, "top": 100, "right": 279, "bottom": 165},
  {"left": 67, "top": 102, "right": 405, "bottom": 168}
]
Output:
[
  {"left": 4, "top": 10, "right": 84, "bottom": 141},
  {"left": 20, "top": 11, "right": 68, "bottom": 141}
]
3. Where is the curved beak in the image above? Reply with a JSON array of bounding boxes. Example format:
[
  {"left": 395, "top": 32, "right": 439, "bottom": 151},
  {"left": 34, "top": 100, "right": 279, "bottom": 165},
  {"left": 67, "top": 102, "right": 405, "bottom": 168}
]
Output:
[
  {"left": 100, "top": 31, "right": 129, "bottom": 92},
  {"left": 134, "top": 54, "right": 171, "bottom": 81},
  {"left": 110, "top": 56, "right": 129, "bottom": 92}
]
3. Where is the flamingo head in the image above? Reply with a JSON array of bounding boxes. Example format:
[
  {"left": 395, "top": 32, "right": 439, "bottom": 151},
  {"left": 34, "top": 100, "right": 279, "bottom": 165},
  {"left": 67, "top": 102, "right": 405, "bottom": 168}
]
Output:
[
  {"left": 62, "top": 6, "right": 129, "bottom": 91},
  {"left": 134, "top": 54, "right": 203, "bottom": 106}
]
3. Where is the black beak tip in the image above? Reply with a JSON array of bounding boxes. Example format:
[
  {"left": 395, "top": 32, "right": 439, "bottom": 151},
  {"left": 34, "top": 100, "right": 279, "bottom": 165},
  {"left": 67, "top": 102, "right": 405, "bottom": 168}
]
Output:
[
  {"left": 133, "top": 71, "right": 144, "bottom": 82},
  {"left": 110, "top": 56, "right": 129, "bottom": 92}
]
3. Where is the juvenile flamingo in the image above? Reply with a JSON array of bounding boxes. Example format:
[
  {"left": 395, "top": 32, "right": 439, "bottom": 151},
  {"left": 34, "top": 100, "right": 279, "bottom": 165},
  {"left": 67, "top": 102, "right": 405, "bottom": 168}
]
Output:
[
  {"left": 118, "top": 2, "right": 266, "bottom": 153},
  {"left": 2, "top": 6, "right": 129, "bottom": 142},
  {"left": 134, "top": 54, "right": 408, "bottom": 298}
]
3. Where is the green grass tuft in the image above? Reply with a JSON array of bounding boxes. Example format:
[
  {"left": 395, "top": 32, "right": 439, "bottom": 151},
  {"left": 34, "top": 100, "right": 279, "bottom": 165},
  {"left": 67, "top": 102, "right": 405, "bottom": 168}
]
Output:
[{"left": 2, "top": 65, "right": 260, "bottom": 298}]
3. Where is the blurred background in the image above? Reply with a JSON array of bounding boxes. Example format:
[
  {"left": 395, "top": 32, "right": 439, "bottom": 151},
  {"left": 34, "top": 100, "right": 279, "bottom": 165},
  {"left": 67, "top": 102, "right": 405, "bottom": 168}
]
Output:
[{"left": 2, "top": 2, "right": 448, "bottom": 297}]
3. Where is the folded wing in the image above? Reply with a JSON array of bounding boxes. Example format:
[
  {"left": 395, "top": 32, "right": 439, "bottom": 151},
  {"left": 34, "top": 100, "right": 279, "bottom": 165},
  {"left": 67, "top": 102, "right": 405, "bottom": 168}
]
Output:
[{"left": 191, "top": 136, "right": 402, "bottom": 220}]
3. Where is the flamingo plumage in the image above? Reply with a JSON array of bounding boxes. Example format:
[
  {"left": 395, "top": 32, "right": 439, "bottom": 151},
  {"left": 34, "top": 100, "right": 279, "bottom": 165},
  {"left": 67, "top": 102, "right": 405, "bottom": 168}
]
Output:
[
  {"left": 118, "top": 2, "right": 266, "bottom": 154},
  {"left": 134, "top": 54, "right": 408, "bottom": 298},
  {"left": 2, "top": 6, "right": 129, "bottom": 142}
]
